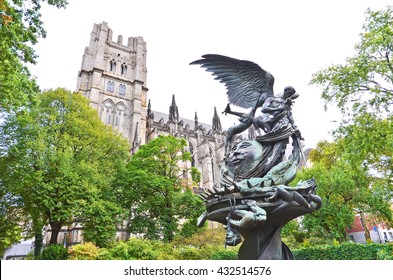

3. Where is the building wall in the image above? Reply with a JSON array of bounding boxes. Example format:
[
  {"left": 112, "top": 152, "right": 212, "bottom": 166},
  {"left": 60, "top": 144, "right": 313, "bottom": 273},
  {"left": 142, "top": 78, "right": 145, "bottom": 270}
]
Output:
[
  {"left": 346, "top": 213, "right": 393, "bottom": 244},
  {"left": 76, "top": 22, "right": 148, "bottom": 145}
]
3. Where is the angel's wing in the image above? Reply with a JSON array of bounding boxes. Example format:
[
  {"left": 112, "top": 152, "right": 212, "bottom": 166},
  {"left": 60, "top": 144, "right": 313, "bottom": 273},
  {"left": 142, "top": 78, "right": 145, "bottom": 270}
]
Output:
[{"left": 190, "top": 54, "right": 274, "bottom": 109}]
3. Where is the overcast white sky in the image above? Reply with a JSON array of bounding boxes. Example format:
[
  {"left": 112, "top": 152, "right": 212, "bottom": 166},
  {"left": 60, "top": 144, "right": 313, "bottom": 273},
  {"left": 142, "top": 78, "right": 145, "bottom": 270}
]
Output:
[{"left": 30, "top": 0, "right": 392, "bottom": 149}]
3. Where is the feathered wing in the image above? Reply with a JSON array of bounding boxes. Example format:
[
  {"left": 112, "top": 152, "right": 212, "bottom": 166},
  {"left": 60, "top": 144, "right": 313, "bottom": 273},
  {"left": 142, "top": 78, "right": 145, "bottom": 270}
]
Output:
[{"left": 190, "top": 54, "right": 275, "bottom": 109}]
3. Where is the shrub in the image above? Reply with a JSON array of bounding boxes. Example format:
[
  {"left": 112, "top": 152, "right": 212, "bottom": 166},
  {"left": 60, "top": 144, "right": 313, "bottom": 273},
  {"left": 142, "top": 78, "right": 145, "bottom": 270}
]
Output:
[
  {"left": 293, "top": 242, "right": 393, "bottom": 260},
  {"left": 210, "top": 248, "right": 238, "bottom": 260},
  {"left": 95, "top": 237, "right": 239, "bottom": 260},
  {"left": 172, "top": 247, "right": 204, "bottom": 260},
  {"left": 376, "top": 244, "right": 393, "bottom": 260},
  {"left": 68, "top": 242, "right": 101, "bottom": 260},
  {"left": 40, "top": 245, "right": 68, "bottom": 260},
  {"left": 101, "top": 238, "right": 174, "bottom": 260}
]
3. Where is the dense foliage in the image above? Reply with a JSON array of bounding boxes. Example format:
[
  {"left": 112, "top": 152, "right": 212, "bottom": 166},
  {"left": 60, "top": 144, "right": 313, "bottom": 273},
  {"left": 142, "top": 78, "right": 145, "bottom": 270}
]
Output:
[
  {"left": 293, "top": 242, "right": 393, "bottom": 260},
  {"left": 67, "top": 234, "right": 238, "bottom": 260},
  {"left": 1, "top": 1, "right": 69, "bottom": 252},
  {"left": 68, "top": 242, "right": 101, "bottom": 260},
  {"left": 0, "top": 88, "right": 130, "bottom": 250},
  {"left": 299, "top": 6, "right": 393, "bottom": 243},
  {"left": 311, "top": 6, "right": 393, "bottom": 118},
  {"left": 40, "top": 244, "right": 69, "bottom": 260},
  {"left": 64, "top": 239, "right": 392, "bottom": 260},
  {"left": 291, "top": 140, "right": 392, "bottom": 242},
  {"left": 0, "top": 0, "right": 68, "bottom": 110},
  {"left": 118, "top": 135, "right": 204, "bottom": 242}
]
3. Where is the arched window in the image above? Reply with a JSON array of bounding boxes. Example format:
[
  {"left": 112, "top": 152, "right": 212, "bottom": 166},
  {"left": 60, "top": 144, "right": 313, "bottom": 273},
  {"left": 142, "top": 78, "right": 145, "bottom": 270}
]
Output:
[
  {"left": 109, "top": 59, "right": 116, "bottom": 73},
  {"left": 115, "top": 102, "right": 126, "bottom": 133},
  {"left": 121, "top": 63, "right": 127, "bottom": 75},
  {"left": 102, "top": 99, "right": 115, "bottom": 127}
]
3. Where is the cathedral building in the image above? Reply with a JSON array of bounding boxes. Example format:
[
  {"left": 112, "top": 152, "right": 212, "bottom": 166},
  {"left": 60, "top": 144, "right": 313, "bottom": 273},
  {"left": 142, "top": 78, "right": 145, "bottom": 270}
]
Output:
[
  {"left": 76, "top": 21, "right": 226, "bottom": 191},
  {"left": 30, "top": 22, "right": 227, "bottom": 248}
]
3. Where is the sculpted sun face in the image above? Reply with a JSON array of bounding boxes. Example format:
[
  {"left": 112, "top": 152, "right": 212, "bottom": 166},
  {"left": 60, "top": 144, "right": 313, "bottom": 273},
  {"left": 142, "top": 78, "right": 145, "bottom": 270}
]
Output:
[{"left": 226, "top": 140, "right": 263, "bottom": 177}]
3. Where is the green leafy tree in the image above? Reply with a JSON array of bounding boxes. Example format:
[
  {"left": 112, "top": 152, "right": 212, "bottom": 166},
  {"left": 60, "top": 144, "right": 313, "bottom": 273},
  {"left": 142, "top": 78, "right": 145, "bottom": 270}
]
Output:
[
  {"left": 294, "top": 140, "right": 393, "bottom": 242},
  {"left": 335, "top": 113, "right": 393, "bottom": 190},
  {"left": 0, "top": 185, "right": 26, "bottom": 255},
  {"left": 0, "top": 88, "right": 130, "bottom": 247},
  {"left": 309, "top": 6, "right": 393, "bottom": 240},
  {"left": 311, "top": 6, "right": 393, "bottom": 118},
  {"left": 281, "top": 220, "right": 308, "bottom": 248},
  {"left": 119, "top": 135, "right": 204, "bottom": 242},
  {"left": 0, "top": 0, "right": 68, "bottom": 110}
]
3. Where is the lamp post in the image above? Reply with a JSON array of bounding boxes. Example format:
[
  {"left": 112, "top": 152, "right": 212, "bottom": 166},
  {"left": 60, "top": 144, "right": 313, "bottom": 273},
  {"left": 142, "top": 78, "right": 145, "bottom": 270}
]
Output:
[{"left": 63, "top": 232, "right": 67, "bottom": 248}]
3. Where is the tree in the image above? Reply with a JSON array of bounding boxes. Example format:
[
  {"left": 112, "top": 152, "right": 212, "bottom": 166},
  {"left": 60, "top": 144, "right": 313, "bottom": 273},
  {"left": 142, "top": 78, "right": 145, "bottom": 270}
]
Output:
[
  {"left": 0, "top": 0, "right": 68, "bottom": 111},
  {"left": 310, "top": 6, "right": 393, "bottom": 118},
  {"left": 308, "top": 6, "right": 393, "bottom": 240},
  {"left": 0, "top": 183, "right": 26, "bottom": 255},
  {"left": 0, "top": 88, "right": 130, "bottom": 246},
  {"left": 293, "top": 140, "right": 393, "bottom": 242},
  {"left": 118, "top": 135, "right": 204, "bottom": 242}
]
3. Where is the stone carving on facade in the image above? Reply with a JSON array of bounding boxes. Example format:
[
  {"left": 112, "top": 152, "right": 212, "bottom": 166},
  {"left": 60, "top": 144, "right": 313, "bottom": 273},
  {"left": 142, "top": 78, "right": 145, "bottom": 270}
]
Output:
[{"left": 191, "top": 54, "right": 322, "bottom": 260}]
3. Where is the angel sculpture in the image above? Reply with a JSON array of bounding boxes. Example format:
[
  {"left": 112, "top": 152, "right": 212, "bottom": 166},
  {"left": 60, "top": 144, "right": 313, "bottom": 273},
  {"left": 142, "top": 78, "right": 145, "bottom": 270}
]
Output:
[
  {"left": 191, "top": 54, "right": 320, "bottom": 260},
  {"left": 190, "top": 54, "right": 293, "bottom": 156}
]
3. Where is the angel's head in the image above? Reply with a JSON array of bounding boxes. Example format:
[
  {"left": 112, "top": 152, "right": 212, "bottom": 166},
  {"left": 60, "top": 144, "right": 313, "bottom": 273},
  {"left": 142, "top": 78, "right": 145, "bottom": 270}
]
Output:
[{"left": 283, "top": 86, "right": 296, "bottom": 99}]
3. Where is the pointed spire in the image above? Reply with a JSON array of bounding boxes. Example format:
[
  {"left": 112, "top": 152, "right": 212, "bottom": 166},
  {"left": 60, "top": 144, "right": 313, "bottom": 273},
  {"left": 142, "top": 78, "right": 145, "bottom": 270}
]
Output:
[
  {"left": 171, "top": 94, "right": 176, "bottom": 106},
  {"left": 212, "top": 107, "right": 222, "bottom": 133},
  {"left": 147, "top": 99, "right": 151, "bottom": 116},
  {"left": 169, "top": 94, "right": 179, "bottom": 123},
  {"left": 194, "top": 112, "right": 199, "bottom": 130},
  {"left": 131, "top": 122, "right": 140, "bottom": 154}
]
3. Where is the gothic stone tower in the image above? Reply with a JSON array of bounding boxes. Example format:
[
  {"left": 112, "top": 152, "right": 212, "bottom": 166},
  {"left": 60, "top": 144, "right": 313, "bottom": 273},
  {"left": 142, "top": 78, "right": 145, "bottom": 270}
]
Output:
[
  {"left": 76, "top": 22, "right": 148, "bottom": 146},
  {"left": 77, "top": 22, "right": 226, "bottom": 191}
]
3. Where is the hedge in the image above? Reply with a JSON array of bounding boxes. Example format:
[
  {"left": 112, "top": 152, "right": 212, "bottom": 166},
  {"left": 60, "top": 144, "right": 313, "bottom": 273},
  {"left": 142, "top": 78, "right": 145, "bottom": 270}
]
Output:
[{"left": 293, "top": 242, "right": 393, "bottom": 260}]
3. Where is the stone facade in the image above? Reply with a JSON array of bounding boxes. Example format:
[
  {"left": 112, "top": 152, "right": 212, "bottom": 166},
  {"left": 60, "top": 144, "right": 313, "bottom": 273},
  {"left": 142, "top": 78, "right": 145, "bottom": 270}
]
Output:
[
  {"left": 76, "top": 22, "right": 148, "bottom": 146},
  {"left": 77, "top": 21, "right": 226, "bottom": 190}
]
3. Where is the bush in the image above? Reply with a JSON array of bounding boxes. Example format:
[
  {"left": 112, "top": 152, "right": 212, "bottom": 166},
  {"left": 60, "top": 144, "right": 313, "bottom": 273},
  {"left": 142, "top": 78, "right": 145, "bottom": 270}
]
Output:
[
  {"left": 68, "top": 242, "right": 101, "bottom": 260},
  {"left": 293, "top": 242, "right": 393, "bottom": 260},
  {"left": 376, "top": 244, "right": 393, "bottom": 260},
  {"left": 40, "top": 245, "right": 69, "bottom": 260},
  {"left": 101, "top": 238, "right": 175, "bottom": 260},
  {"left": 172, "top": 226, "right": 228, "bottom": 248},
  {"left": 172, "top": 247, "right": 204, "bottom": 260},
  {"left": 210, "top": 248, "right": 238, "bottom": 260},
  {"left": 95, "top": 237, "right": 239, "bottom": 260}
]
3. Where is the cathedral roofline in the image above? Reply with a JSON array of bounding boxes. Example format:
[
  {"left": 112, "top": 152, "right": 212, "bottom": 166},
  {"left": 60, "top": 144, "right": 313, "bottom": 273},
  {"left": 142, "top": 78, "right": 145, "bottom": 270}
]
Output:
[{"left": 151, "top": 110, "right": 211, "bottom": 130}]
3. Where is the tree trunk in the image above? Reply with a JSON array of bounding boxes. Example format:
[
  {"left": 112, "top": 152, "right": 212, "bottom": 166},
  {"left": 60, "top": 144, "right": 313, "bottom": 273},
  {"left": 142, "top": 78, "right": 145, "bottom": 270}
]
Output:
[
  {"left": 359, "top": 212, "right": 371, "bottom": 241},
  {"left": 164, "top": 198, "right": 174, "bottom": 242},
  {"left": 49, "top": 222, "right": 63, "bottom": 244},
  {"left": 125, "top": 206, "right": 133, "bottom": 240}
]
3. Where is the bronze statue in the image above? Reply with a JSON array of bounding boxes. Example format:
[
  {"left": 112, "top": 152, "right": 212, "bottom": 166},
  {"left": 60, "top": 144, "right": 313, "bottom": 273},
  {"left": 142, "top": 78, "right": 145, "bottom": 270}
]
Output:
[
  {"left": 190, "top": 54, "right": 275, "bottom": 155},
  {"left": 191, "top": 54, "right": 321, "bottom": 260}
]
